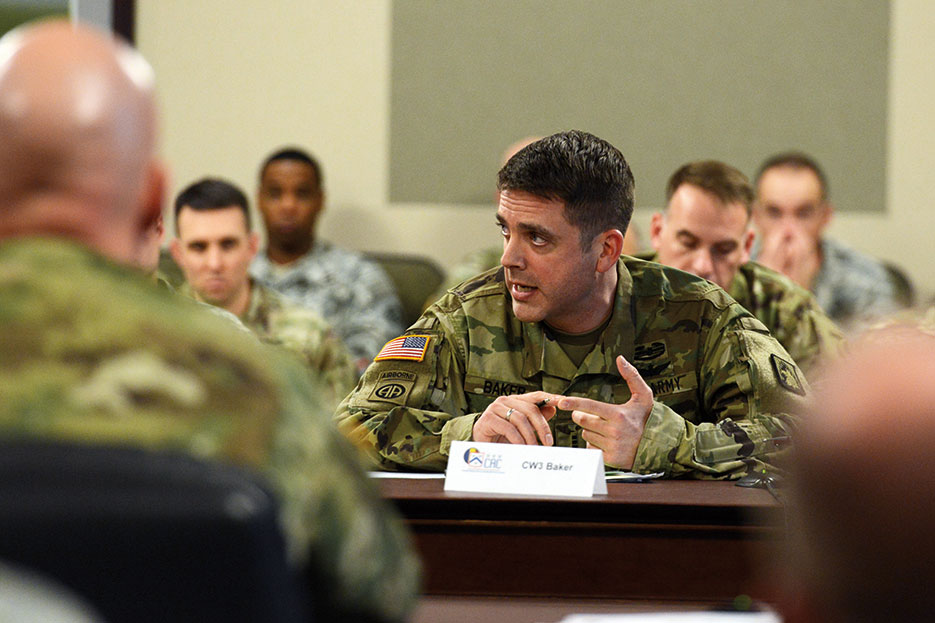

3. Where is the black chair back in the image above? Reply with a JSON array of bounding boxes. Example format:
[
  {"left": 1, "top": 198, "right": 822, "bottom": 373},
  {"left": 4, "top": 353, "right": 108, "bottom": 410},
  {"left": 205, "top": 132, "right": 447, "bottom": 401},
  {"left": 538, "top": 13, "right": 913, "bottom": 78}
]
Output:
[{"left": 0, "top": 440, "right": 309, "bottom": 623}]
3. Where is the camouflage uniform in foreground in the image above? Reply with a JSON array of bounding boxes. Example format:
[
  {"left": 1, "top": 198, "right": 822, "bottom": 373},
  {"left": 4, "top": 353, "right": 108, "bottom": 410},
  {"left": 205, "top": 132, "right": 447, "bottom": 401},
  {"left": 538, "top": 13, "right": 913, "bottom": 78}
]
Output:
[
  {"left": 0, "top": 238, "right": 418, "bottom": 622},
  {"left": 639, "top": 253, "right": 845, "bottom": 375},
  {"left": 338, "top": 257, "right": 808, "bottom": 478},
  {"left": 180, "top": 279, "right": 357, "bottom": 405}
]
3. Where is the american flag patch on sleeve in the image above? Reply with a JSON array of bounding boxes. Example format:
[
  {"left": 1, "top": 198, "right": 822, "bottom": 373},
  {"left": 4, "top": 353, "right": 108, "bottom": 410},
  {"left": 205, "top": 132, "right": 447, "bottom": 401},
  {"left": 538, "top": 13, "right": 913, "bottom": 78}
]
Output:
[{"left": 374, "top": 335, "right": 431, "bottom": 361}]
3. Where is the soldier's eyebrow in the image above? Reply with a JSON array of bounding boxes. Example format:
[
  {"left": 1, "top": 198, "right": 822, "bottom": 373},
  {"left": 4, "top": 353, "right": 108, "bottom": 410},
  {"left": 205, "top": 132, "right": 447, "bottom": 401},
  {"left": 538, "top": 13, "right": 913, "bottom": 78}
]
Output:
[
  {"left": 674, "top": 229, "right": 699, "bottom": 243},
  {"left": 497, "top": 211, "right": 556, "bottom": 241},
  {"left": 515, "top": 221, "right": 554, "bottom": 241}
]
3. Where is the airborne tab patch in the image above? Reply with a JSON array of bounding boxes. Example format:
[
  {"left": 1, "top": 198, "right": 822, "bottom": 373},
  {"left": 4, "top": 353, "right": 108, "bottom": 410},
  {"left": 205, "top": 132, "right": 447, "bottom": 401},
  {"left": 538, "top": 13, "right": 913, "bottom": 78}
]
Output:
[
  {"left": 771, "top": 354, "right": 806, "bottom": 396},
  {"left": 375, "top": 335, "right": 431, "bottom": 361}
]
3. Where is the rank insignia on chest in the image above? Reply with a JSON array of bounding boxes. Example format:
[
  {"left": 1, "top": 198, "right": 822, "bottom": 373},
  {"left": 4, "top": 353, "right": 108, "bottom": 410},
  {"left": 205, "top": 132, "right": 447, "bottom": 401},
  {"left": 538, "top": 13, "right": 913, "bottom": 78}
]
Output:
[
  {"left": 375, "top": 334, "right": 431, "bottom": 361},
  {"left": 633, "top": 340, "right": 672, "bottom": 377}
]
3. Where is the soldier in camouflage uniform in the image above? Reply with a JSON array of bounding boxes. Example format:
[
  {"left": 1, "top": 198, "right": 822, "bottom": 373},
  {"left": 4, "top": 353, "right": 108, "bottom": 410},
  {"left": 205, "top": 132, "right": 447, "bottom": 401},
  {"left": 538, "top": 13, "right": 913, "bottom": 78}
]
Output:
[
  {"left": 338, "top": 131, "right": 807, "bottom": 478},
  {"left": 170, "top": 178, "right": 357, "bottom": 404},
  {"left": 646, "top": 160, "right": 845, "bottom": 375},
  {"left": 752, "top": 152, "right": 903, "bottom": 328},
  {"left": 0, "top": 22, "right": 416, "bottom": 622},
  {"left": 250, "top": 147, "right": 404, "bottom": 372}
]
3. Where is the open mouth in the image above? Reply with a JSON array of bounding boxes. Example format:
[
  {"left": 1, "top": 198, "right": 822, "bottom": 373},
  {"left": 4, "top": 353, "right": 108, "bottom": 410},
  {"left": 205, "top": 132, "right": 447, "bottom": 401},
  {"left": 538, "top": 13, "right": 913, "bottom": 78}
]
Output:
[{"left": 509, "top": 280, "right": 538, "bottom": 300}]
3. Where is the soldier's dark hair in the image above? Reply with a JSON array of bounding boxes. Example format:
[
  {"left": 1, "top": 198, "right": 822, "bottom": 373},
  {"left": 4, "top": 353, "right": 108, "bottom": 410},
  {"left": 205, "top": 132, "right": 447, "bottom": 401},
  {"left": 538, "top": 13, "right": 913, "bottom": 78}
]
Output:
[
  {"left": 173, "top": 178, "right": 251, "bottom": 233},
  {"left": 497, "top": 130, "right": 634, "bottom": 249},
  {"left": 755, "top": 152, "right": 829, "bottom": 200},
  {"left": 259, "top": 146, "right": 323, "bottom": 191},
  {"left": 666, "top": 160, "right": 754, "bottom": 217}
]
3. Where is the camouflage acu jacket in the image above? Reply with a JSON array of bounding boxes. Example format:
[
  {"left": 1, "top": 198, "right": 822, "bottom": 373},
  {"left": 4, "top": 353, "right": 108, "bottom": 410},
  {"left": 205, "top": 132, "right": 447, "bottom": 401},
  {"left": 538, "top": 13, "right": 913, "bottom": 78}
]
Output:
[
  {"left": 180, "top": 280, "right": 358, "bottom": 406},
  {"left": 728, "top": 261, "right": 845, "bottom": 374},
  {"left": 639, "top": 253, "right": 845, "bottom": 375},
  {"left": 243, "top": 281, "right": 357, "bottom": 405},
  {"left": 338, "top": 257, "right": 808, "bottom": 479},
  {"left": 0, "top": 238, "right": 419, "bottom": 622}
]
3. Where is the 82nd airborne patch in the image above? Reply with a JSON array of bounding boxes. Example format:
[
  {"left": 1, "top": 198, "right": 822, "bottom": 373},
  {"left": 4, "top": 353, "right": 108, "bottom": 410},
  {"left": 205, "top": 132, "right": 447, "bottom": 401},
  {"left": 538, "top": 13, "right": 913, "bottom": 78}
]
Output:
[{"left": 369, "top": 370, "right": 417, "bottom": 405}]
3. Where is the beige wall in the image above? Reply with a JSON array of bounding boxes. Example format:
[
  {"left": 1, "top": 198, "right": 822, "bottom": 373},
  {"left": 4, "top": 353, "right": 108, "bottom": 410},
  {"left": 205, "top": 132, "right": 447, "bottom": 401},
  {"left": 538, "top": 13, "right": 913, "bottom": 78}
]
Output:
[{"left": 137, "top": 0, "right": 935, "bottom": 298}]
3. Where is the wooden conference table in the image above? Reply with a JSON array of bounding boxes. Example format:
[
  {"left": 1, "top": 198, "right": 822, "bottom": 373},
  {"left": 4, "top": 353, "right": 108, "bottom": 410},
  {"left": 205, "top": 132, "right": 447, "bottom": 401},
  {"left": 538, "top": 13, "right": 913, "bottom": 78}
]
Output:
[{"left": 379, "top": 477, "right": 785, "bottom": 603}]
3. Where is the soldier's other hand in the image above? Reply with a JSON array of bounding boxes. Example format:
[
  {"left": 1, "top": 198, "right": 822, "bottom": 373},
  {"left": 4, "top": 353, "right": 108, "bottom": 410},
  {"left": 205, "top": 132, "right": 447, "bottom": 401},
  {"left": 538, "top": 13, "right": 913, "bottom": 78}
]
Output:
[
  {"left": 558, "top": 356, "right": 653, "bottom": 469},
  {"left": 472, "top": 392, "right": 559, "bottom": 446}
]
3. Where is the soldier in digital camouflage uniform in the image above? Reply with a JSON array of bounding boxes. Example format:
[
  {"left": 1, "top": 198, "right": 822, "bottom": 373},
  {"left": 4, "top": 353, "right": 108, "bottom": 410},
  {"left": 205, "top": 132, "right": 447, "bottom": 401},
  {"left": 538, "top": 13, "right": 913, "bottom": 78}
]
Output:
[
  {"left": 646, "top": 160, "right": 845, "bottom": 375},
  {"left": 170, "top": 178, "right": 357, "bottom": 405},
  {"left": 752, "top": 152, "right": 903, "bottom": 329},
  {"left": 338, "top": 131, "right": 808, "bottom": 479},
  {"left": 250, "top": 147, "right": 404, "bottom": 372},
  {"left": 0, "top": 21, "right": 416, "bottom": 622}
]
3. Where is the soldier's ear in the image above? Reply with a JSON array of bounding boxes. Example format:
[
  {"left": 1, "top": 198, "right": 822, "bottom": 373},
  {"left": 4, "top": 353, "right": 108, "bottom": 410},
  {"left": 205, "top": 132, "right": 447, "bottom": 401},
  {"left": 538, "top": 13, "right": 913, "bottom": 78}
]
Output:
[
  {"left": 247, "top": 231, "right": 260, "bottom": 258},
  {"left": 649, "top": 212, "right": 665, "bottom": 251},
  {"left": 741, "top": 229, "right": 755, "bottom": 262},
  {"left": 595, "top": 229, "right": 624, "bottom": 273},
  {"left": 135, "top": 160, "right": 165, "bottom": 240},
  {"left": 819, "top": 201, "right": 834, "bottom": 231},
  {"left": 169, "top": 238, "right": 183, "bottom": 266}
]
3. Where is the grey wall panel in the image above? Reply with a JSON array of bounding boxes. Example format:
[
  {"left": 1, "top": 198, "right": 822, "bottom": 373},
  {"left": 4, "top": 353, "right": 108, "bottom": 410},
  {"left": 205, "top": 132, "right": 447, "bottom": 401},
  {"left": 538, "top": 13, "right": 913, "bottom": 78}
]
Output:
[{"left": 390, "top": 0, "right": 889, "bottom": 211}]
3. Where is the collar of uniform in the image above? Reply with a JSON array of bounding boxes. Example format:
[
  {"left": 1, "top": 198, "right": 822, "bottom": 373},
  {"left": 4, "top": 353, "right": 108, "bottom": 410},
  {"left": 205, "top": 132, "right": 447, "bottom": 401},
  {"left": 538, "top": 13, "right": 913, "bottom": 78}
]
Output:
[
  {"left": 242, "top": 277, "right": 267, "bottom": 325},
  {"left": 0, "top": 236, "right": 137, "bottom": 279},
  {"left": 520, "top": 258, "right": 635, "bottom": 380},
  {"left": 177, "top": 280, "right": 197, "bottom": 301},
  {"left": 727, "top": 262, "right": 751, "bottom": 303},
  {"left": 251, "top": 240, "right": 331, "bottom": 281}
]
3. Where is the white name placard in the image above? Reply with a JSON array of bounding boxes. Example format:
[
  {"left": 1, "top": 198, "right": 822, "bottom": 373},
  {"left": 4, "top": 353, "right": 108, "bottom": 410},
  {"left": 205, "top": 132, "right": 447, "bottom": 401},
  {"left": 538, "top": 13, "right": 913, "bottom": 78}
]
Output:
[{"left": 444, "top": 441, "right": 607, "bottom": 498}]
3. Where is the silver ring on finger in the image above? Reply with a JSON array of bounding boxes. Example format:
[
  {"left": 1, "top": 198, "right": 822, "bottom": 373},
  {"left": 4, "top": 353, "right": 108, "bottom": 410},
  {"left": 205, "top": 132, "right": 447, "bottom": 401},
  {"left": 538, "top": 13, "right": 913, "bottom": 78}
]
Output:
[{"left": 504, "top": 407, "right": 515, "bottom": 422}]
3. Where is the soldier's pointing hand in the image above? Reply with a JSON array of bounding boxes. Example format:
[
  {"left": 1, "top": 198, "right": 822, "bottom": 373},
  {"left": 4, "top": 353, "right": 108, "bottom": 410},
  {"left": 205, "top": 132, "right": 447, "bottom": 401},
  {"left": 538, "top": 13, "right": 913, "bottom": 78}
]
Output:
[{"left": 557, "top": 355, "right": 654, "bottom": 469}]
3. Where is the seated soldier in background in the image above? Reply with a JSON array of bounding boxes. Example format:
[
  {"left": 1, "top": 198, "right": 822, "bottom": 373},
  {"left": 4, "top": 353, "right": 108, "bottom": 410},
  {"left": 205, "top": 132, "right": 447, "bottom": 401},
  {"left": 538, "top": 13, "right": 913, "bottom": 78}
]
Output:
[
  {"left": 338, "top": 131, "right": 807, "bottom": 478},
  {"left": 170, "top": 178, "right": 357, "bottom": 404},
  {"left": 250, "top": 147, "right": 403, "bottom": 372},
  {"left": 779, "top": 323, "right": 935, "bottom": 623},
  {"left": 647, "top": 160, "right": 844, "bottom": 375},
  {"left": 0, "top": 20, "right": 417, "bottom": 622},
  {"left": 137, "top": 212, "right": 254, "bottom": 331},
  {"left": 752, "top": 152, "right": 902, "bottom": 328}
]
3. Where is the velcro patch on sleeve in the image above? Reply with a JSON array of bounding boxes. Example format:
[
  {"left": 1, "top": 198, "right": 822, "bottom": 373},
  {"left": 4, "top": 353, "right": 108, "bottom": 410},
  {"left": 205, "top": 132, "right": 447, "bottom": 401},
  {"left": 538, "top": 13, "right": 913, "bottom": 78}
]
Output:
[
  {"left": 771, "top": 353, "right": 806, "bottom": 396},
  {"left": 369, "top": 371, "right": 417, "bottom": 405},
  {"left": 374, "top": 334, "right": 431, "bottom": 362}
]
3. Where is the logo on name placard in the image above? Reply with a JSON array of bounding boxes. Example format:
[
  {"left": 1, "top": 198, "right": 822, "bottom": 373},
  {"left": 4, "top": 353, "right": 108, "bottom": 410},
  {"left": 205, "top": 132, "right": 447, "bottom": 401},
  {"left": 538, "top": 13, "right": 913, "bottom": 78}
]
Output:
[{"left": 463, "top": 446, "right": 502, "bottom": 472}]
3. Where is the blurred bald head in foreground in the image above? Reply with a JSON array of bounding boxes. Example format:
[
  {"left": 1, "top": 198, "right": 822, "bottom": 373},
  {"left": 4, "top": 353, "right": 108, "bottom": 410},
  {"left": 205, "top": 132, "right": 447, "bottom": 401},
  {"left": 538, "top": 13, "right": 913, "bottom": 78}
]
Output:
[
  {"left": 0, "top": 19, "right": 164, "bottom": 262},
  {"left": 783, "top": 324, "right": 935, "bottom": 623}
]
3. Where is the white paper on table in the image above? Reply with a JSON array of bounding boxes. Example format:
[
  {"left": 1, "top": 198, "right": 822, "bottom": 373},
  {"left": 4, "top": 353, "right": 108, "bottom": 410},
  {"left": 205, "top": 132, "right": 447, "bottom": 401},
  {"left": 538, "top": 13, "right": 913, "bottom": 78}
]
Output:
[
  {"left": 558, "top": 611, "right": 781, "bottom": 623},
  {"left": 603, "top": 470, "right": 664, "bottom": 482},
  {"left": 367, "top": 471, "right": 445, "bottom": 479}
]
